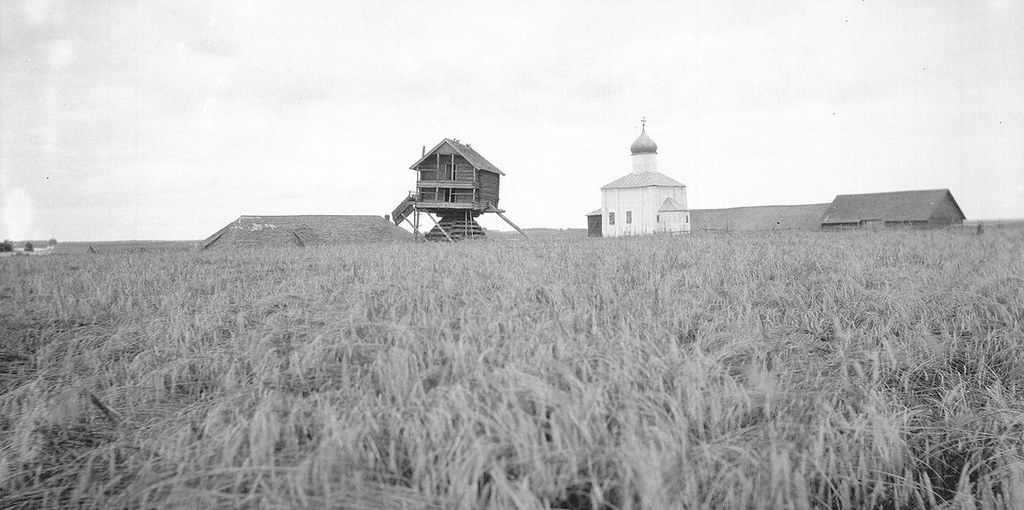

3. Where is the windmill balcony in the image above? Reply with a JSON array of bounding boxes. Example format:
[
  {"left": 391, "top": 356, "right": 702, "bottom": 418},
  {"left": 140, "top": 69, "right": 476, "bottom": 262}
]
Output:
[{"left": 416, "top": 179, "right": 478, "bottom": 189}]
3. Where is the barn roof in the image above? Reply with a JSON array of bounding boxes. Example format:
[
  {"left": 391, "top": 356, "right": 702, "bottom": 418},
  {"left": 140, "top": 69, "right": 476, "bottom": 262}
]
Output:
[
  {"left": 821, "top": 189, "right": 963, "bottom": 224},
  {"left": 409, "top": 138, "right": 505, "bottom": 175},
  {"left": 658, "top": 197, "right": 687, "bottom": 212},
  {"left": 585, "top": 208, "right": 603, "bottom": 216},
  {"left": 202, "top": 215, "right": 412, "bottom": 249},
  {"left": 601, "top": 172, "right": 685, "bottom": 190},
  {"left": 691, "top": 203, "right": 830, "bottom": 231}
]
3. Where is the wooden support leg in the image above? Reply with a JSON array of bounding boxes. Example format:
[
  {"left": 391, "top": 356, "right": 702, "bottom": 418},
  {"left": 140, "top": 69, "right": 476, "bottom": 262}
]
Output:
[{"left": 492, "top": 209, "right": 527, "bottom": 238}]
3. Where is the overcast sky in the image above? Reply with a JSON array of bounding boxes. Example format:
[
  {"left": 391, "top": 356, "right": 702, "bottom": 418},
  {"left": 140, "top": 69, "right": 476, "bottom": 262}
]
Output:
[{"left": 1, "top": 0, "right": 1022, "bottom": 241}]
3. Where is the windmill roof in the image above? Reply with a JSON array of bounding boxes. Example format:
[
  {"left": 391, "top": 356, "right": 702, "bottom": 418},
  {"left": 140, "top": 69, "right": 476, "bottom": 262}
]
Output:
[
  {"left": 601, "top": 172, "right": 685, "bottom": 190},
  {"left": 409, "top": 138, "right": 504, "bottom": 175},
  {"left": 821, "top": 189, "right": 963, "bottom": 224},
  {"left": 658, "top": 197, "right": 687, "bottom": 212},
  {"left": 202, "top": 215, "right": 411, "bottom": 249}
]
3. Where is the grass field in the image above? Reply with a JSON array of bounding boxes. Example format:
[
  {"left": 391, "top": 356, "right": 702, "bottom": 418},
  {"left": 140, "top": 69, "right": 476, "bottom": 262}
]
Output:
[{"left": 1, "top": 230, "right": 1023, "bottom": 509}]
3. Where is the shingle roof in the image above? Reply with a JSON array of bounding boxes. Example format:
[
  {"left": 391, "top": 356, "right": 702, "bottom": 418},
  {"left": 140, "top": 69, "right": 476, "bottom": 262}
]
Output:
[
  {"left": 601, "top": 172, "right": 685, "bottom": 190},
  {"left": 585, "top": 208, "right": 603, "bottom": 216},
  {"left": 409, "top": 138, "right": 505, "bottom": 175},
  {"left": 202, "top": 215, "right": 411, "bottom": 249},
  {"left": 691, "top": 204, "right": 830, "bottom": 231},
  {"left": 821, "top": 189, "right": 963, "bottom": 224},
  {"left": 658, "top": 197, "right": 687, "bottom": 212}
]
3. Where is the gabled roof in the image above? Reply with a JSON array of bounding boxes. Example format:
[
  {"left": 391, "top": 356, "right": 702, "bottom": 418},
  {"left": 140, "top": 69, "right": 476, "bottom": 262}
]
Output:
[
  {"left": 585, "top": 208, "right": 603, "bottom": 216},
  {"left": 202, "top": 215, "right": 411, "bottom": 249},
  {"left": 658, "top": 197, "right": 687, "bottom": 212},
  {"left": 409, "top": 138, "right": 505, "bottom": 175},
  {"left": 601, "top": 172, "right": 685, "bottom": 190},
  {"left": 821, "top": 189, "right": 964, "bottom": 224}
]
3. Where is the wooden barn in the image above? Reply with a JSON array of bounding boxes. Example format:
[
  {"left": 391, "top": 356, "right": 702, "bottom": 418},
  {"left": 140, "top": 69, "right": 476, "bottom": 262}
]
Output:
[
  {"left": 391, "top": 138, "right": 524, "bottom": 240},
  {"left": 821, "top": 189, "right": 965, "bottom": 230},
  {"left": 201, "top": 215, "right": 411, "bottom": 249}
]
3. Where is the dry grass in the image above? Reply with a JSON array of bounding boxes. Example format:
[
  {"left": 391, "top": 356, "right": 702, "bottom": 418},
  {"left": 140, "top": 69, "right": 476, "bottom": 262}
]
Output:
[{"left": 1, "top": 229, "right": 1023, "bottom": 509}]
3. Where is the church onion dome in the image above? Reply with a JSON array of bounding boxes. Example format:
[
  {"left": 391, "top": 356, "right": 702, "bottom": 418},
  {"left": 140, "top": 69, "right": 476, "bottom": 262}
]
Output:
[{"left": 630, "top": 127, "right": 658, "bottom": 155}]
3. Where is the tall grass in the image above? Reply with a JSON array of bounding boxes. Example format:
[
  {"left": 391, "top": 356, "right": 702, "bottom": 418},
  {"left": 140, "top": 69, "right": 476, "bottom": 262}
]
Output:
[{"left": 1, "top": 230, "right": 1023, "bottom": 508}]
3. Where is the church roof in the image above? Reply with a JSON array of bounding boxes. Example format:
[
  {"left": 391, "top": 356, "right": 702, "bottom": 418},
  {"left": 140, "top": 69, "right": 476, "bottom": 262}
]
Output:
[
  {"left": 630, "top": 127, "right": 658, "bottom": 155},
  {"left": 601, "top": 172, "right": 685, "bottom": 190},
  {"left": 409, "top": 138, "right": 505, "bottom": 175},
  {"left": 658, "top": 197, "right": 687, "bottom": 212}
]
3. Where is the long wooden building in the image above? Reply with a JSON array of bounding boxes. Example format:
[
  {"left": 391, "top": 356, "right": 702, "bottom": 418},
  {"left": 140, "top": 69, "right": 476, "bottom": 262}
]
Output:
[
  {"left": 202, "top": 215, "right": 410, "bottom": 249},
  {"left": 820, "top": 189, "right": 965, "bottom": 229}
]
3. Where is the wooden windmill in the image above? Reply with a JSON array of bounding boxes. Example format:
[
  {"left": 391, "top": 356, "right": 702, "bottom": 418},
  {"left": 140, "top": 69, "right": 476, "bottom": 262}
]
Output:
[{"left": 391, "top": 138, "right": 526, "bottom": 241}]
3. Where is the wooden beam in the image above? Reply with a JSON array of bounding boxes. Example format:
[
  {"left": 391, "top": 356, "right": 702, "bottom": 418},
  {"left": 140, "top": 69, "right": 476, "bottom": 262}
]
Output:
[
  {"left": 403, "top": 217, "right": 418, "bottom": 238},
  {"left": 416, "top": 180, "right": 477, "bottom": 189},
  {"left": 486, "top": 202, "right": 527, "bottom": 238}
]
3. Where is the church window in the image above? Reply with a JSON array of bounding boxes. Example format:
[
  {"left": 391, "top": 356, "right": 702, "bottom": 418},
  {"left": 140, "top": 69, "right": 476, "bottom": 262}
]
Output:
[
  {"left": 626, "top": 211, "right": 632, "bottom": 224},
  {"left": 609, "top": 212, "right": 615, "bottom": 225},
  {"left": 656, "top": 214, "right": 660, "bottom": 223},
  {"left": 686, "top": 214, "right": 689, "bottom": 224}
]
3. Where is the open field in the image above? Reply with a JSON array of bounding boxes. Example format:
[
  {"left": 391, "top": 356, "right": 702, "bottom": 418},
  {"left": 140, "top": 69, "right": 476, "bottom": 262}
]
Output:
[
  {"left": 1, "top": 230, "right": 1023, "bottom": 508},
  {"left": 50, "top": 241, "right": 199, "bottom": 255}
]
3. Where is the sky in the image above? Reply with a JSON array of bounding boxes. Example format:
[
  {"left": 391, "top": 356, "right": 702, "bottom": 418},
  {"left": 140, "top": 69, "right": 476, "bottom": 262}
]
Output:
[{"left": 1, "top": 0, "right": 1022, "bottom": 241}]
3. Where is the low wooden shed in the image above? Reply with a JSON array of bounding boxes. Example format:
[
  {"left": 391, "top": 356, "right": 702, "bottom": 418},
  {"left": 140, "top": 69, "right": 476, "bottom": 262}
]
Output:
[{"left": 585, "top": 209, "right": 602, "bottom": 237}]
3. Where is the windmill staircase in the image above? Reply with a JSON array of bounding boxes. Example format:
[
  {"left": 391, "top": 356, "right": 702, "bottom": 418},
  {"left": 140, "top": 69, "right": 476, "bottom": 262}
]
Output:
[{"left": 391, "top": 194, "right": 417, "bottom": 226}]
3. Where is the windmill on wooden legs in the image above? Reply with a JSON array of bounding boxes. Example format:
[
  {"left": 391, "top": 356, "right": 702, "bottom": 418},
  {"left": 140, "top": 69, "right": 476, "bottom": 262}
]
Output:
[{"left": 390, "top": 138, "right": 527, "bottom": 241}]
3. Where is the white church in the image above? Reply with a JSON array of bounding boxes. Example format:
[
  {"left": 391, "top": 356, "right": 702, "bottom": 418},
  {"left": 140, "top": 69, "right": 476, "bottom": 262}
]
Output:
[{"left": 586, "top": 122, "right": 690, "bottom": 237}]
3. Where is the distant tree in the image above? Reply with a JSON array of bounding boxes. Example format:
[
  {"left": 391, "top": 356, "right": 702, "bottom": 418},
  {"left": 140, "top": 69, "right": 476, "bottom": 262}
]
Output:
[
  {"left": 0, "top": 240, "right": 11, "bottom": 252},
  {"left": 48, "top": 238, "right": 58, "bottom": 246},
  {"left": 24, "top": 241, "right": 34, "bottom": 252}
]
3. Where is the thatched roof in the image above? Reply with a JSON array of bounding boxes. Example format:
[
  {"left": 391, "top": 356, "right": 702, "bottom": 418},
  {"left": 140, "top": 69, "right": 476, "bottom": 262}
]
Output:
[
  {"left": 202, "top": 215, "right": 411, "bottom": 249},
  {"left": 409, "top": 138, "right": 504, "bottom": 175},
  {"left": 601, "top": 172, "right": 685, "bottom": 190},
  {"left": 821, "top": 189, "right": 963, "bottom": 225},
  {"left": 691, "top": 204, "right": 830, "bottom": 231}
]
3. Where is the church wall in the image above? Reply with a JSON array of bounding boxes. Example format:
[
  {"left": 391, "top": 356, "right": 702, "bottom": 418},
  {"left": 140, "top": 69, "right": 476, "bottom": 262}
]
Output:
[
  {"left": 658, "top": 210, "right": 688, "bottom": 232},
  {"left": 602, "top": 188, "right": 645, "bottom": 237}
]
